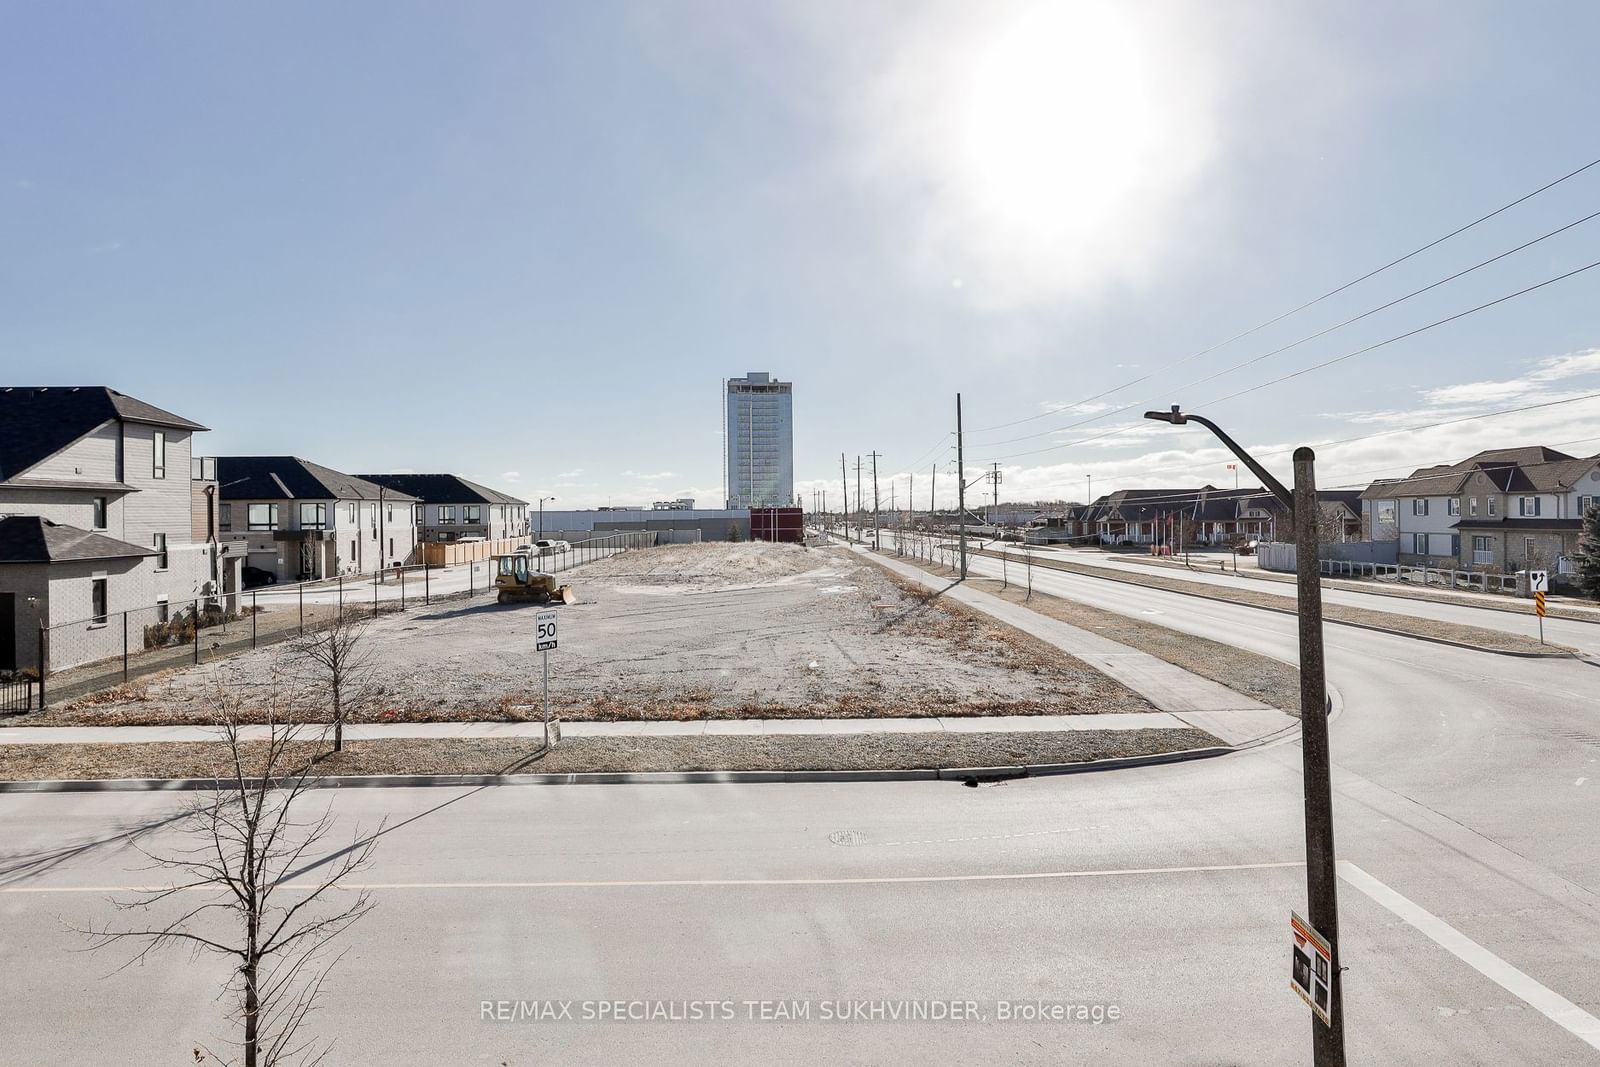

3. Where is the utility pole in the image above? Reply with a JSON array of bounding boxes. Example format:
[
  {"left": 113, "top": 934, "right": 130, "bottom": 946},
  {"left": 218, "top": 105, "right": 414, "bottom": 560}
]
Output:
[
  {"left": 991, "top": 462, "right": 1001, "bottom": 510},
  {"left": 855, "top": 456, "right": 863, "bottom": 544},
  {"left": 930, "top": 464, "right": 937, "bottom": 523},
  {"left": 840, "top": 453, "right": 849, "bottom": 541},
  {"left": 1145, "top": 407, "right": 1344, "bottom": 1067},
  {"left": 1293, "top": 447, "right": 1344, "bottom": 1066},
  {"left": 869, "top": 451, "right": 882, "bottom": 551},
  {"left": 956, "top": 393, "right": 967, "bottom": 579}
]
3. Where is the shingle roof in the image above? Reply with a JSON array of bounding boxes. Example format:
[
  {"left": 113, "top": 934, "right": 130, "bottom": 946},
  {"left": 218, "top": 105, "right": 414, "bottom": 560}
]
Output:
[
  {"left": 216, "top": 458, "right": 419, "bottom": 502},
  {"left": 355, "top": 473, "right": 526, "bottom": 506},
  {"left": 0, "top": 386, "right": 207, "bottom": 482},
  {"left": 1361, "top": 446, "right": 1597, "bottom": 499},
  {"left": 0, "top": 516, "right": 156, "bottom": 564}
]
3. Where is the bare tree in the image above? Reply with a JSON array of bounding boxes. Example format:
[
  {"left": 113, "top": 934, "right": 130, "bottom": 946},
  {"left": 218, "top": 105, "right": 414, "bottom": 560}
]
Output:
[
  {"left": 83, "top": 694, "right": 378, "bottom": 1066},
  {"left": 290, "top": 614, "right": 373, "bottom": 752}
]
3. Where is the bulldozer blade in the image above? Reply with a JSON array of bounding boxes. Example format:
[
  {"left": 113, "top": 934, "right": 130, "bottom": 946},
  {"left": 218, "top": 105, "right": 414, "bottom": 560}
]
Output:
[{"left": 557, "top": 585, "right": 577, "bottom": 605}]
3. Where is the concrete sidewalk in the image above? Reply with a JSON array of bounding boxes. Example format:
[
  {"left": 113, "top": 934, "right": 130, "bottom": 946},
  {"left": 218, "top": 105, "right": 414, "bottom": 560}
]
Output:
[
  {"left": 855, "top": 546, "right": 1295, "bottom": 747},
  {"left": 0, "top": 711, "right": 1197, "bottom": 747}
]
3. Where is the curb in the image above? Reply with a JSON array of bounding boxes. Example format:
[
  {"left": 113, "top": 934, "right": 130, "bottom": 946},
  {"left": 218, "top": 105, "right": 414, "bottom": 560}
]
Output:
[
  {"left": 0, "top": 744, "right": 1237, "bottom": 794},
  {"left": 978, "top": 549, "right": 1578, "bottom": 659},
  {"left": 1121, "top": 553, "right": 1600, "bottom": 627}
]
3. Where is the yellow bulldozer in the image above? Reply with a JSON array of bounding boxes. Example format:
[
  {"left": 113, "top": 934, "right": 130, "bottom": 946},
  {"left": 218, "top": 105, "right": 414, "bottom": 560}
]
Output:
[{"left": 493, "top": 553, "right": 576, "bottom": 606}]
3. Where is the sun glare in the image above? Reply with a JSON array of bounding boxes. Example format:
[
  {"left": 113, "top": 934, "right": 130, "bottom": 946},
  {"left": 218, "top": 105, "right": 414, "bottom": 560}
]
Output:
[{"left": 958, "top": 3, "right": 1165, "bottom": 251}]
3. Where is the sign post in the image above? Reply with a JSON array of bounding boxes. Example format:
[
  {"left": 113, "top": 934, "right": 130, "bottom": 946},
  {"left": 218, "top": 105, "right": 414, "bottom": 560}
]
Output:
[
  {"left": 535, "top": 609, "right": 559, "bottom": 747},
  {"left": 1530, "top": 570, "right": 1549, "bottom": 644}
]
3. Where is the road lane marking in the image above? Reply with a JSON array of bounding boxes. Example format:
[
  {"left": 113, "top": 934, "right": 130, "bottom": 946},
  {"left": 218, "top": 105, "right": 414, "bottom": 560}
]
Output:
[
  {"left": 0, "top": 860, "right": 1304, "bottom": 894},
  {"left": 1339, "top": 860, "right": 1600, "bottom": 1052}
]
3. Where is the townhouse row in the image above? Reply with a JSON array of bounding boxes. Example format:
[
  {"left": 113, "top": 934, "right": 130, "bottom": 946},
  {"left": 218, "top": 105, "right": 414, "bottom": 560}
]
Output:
[{"left": 0, "top": 386, "right": 530, "bottom": 672}]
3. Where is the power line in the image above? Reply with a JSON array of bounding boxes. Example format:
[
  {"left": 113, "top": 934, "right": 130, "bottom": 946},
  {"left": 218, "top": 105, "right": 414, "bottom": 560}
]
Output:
[
  {"left": 970, "top": 153, "right": 1600, "bottom": 435},
  {"left": 987, "top": 256, "right": 1600, "bottom": 463},
  {"left": 976, "top": 205, "right": 1600, "bottom": 448}
]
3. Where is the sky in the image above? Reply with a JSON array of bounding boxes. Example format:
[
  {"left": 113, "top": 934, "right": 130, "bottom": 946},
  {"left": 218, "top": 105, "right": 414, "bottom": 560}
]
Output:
[{"left": 4, "top": 1, "right": 1600, "bottom": 510}]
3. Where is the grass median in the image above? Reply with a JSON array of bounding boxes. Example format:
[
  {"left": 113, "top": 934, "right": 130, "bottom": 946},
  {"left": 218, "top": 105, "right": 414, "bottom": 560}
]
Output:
[
  {"left": 0, "top": 729, "right": 1222, "bottom": 781},
  {"left": 973, "top": 548, "right": 1571, "bottom": 655}
]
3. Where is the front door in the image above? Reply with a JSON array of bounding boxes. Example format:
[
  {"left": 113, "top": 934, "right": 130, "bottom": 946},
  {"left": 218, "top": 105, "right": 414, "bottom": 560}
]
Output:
[{"left": 0, "top": 592, "right": 15, "bottom": 671}]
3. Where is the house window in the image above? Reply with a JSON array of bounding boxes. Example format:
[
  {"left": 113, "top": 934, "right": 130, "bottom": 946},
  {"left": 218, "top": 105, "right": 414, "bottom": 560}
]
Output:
[
  {"left": 464, "top": 505, "right": 481, "bottom": 524},
  {"left": 1519, "top": 496, "right": 1540, "bottom": 517},
  {"left": 1410, "top": 533, "right": 1429, "bottom": 555},
  {"left": 1447, "top": 498, "right": 1460, "bottom": 517},
  {"left": 389, "top": 537, "right": 395, "bottom": 558},
  {"left": 156, "top": 598, "right": 169, "bottom": 624},
  {"left": 1581, "top": 495, "right": 1598, "bottom": 516},
  {"left": 299, "top": 502, "right": 327, "bottom": 530},
  {"left": 152, "top": 431, "right": 166, "bottom": 479},
  {"left": 91, "top": 578, "right": 108, "bottom": 625},
  {"left": 1487, "top": 497, "right": 1498, "bottom": 516},
  {"left": 220, "top": 502, "right": 232, "bottom": 530},
  {"left": 386, "top": 505, "right": 394, "bottom": 523},
  {"left": 1451, "top": 534, "right": 1460, "bottom": 558},
  {"left": 350, "top": 539, "right": 357, "bottom": 563},
  {"left": 348, "top": 503, "right": 358, "bottom": 524},
  {"left": 153, "top": 533, "right": 168, "bottom": 570},
  {"left": 439, "top": 506, "right": 457, "bottom": 524},
  {"left": 1412, "top": 499, "right": 1428, "bottom": 516},
  {"left": 1469, "top": 497, "right": 1478, "bottom": 517},
  {"left": 247, "top": 503, "right": 279, "bottom": 531},
  {"left": 413, "top": 503, "right": 423, "bottom": 525},
  {"left": 1472, "top": 535, "right": 1493, "bottom": 565}
]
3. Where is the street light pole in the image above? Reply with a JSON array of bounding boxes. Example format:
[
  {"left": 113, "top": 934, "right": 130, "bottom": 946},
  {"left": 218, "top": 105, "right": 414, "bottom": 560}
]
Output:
[
  {"left": 1145, "top": 406, "right": 1344, "bottom": 1067},
  {"left": 538, "top": 496, "right": 555, "bottom": 540}
]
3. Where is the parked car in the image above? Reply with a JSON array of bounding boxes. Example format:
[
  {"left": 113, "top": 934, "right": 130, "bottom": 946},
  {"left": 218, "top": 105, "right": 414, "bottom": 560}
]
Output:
[
  {"left": 458, "top": 534, "right": 487, "bottom": 543},
  {"left": 533, "top": 538, "right": 570, "bottom": 554},
  {"left": 241, "top": 565, "right": 277, "bottom": 589}
]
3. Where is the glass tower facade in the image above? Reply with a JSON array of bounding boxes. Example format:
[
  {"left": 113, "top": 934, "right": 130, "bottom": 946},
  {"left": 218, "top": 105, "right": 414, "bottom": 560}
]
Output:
[{"left": 725, "top": 372, "right": 794, "bottom": 509}]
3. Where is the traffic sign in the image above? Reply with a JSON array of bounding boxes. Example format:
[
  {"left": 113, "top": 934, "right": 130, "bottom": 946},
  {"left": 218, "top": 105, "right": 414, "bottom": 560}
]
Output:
[
  {"left": 1529, "top": 569, "right": 1549, "bottom": 593},
  {"left": 1535, "top": 591, "right": 1547, "bottom": 618},
  {"left": 1291, "top": 911, "right": 1334, "bottom": 1026},
  {"left": 535, "top": 610, "right": 559, "bottom": 652}
]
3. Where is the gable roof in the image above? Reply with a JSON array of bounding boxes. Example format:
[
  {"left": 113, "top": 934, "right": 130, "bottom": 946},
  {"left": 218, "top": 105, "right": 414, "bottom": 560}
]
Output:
[
  {"left": 0, "top": 516, "right": 156, "bottom": 564},
  {"left": 216, "top": 457, "right": 419, "bottom": 502},
  {"left": 355, "top": 473, "right": 526, "bottom": 506},
  {"left": 1361, "top": 446, "right": 1598, "bottom": 499},
  {"left": 0, "top": 386, "right": 207, "bottom": 482}
]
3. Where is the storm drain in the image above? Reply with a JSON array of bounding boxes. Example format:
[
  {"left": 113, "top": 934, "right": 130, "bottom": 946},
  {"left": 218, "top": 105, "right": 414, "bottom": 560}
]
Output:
[{"left": 828, "top": 830, "right": 868, "bottom": 846}]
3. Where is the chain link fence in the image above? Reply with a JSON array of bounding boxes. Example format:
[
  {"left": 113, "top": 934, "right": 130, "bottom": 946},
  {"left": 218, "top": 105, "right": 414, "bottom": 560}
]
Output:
[{"left": 28, "top": 531, "right": 653, "bottom": 709}]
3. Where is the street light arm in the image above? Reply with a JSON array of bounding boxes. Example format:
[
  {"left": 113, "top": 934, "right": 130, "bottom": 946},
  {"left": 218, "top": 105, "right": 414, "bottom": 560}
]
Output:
[
  {"left": 1183, "top": 414, "right": 1294, "bottom": 510},
  {"left": 1144, "top": 408, "right": 1294, "bottom": 510}
]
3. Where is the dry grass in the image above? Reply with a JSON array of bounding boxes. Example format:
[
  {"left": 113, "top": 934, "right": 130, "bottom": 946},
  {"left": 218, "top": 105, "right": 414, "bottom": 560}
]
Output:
[
  {"left": 0, "top": 728, "right": 1221, "bottom": 781},
  {"left": 979, "top": 548, "right": 1573, "bottom": 654}
]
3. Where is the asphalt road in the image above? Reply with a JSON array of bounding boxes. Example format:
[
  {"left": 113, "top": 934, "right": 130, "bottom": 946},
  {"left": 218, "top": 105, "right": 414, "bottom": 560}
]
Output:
[{"left": 4, "top": 544, "right": 1600, "bottom": 1063}]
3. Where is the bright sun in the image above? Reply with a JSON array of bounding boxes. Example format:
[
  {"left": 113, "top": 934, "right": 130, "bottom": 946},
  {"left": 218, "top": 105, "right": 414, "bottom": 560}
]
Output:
[{"left": 957, "top": 2, "right": 1169, "bottom": 257}]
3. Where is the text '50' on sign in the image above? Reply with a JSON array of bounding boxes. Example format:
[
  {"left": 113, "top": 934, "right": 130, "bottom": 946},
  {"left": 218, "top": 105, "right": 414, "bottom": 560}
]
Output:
[{"left": 536, "top": 610, "right": 559, "bottom": 652}]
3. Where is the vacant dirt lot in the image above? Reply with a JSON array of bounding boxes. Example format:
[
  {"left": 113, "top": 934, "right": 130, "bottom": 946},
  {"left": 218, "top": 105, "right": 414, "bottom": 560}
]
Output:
[{"left": 33, "top": 543, "right": 1156, "bottom": 726}]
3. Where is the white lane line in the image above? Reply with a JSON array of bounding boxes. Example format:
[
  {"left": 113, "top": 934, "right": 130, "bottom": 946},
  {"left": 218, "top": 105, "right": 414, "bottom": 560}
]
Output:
[
  {"left": 1339, "top": 861, "right": 1600, "bottom": 1052},
  {"left": 1, "top": 860, "right": 1303, "bottom": 894}
]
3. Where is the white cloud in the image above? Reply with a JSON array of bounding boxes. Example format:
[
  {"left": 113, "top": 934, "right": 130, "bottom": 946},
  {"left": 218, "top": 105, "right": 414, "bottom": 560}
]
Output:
[
  {"left": 557, "top": 469, "right": 584, "bottom": 479},
  {"left": 622, "top": 470, "right": 677, "bottom": 481},
  {"left": 500, "top": 470, "right": 521, "bottom": 481},
  {"left": 1420, "top": 348, "right": 1600, "bottom": 408}
]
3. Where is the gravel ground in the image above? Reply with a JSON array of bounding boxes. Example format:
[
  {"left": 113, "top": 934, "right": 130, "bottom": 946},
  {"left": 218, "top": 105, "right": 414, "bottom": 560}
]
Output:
[
  {"left": 978, "top": 548, "right": 1572, "bottom": 654},
  {"left": 0, "top": 728, "right": 1220, "bottom": 780},
  {"left": 27, "top": 543, "right": 1155, "bottom": 727},
  {"left": 906, "top": 561, "right": 1300, "bottom": 716}
]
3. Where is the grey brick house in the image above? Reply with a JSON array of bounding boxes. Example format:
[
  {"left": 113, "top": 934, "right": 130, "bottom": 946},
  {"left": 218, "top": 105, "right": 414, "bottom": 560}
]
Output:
[
  {"left": 0, "top": 386, "right": 232, "bottom": 672},
  {"left": 216, "top": 457, "right": 421, "bottom": 581},
  {"left": 356, "top": 473, "right": 528, "bottom": 543}
]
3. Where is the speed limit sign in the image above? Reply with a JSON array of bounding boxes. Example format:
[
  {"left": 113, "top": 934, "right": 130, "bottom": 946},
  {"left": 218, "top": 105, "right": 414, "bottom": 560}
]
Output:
[{"left": 535, "top": 610, "right": 559, "bottom": 652}]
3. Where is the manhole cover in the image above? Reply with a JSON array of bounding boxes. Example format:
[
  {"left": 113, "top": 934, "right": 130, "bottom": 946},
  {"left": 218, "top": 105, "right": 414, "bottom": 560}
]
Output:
[{"left": 828, "top": 830, "right": 867, "bottom": 846}]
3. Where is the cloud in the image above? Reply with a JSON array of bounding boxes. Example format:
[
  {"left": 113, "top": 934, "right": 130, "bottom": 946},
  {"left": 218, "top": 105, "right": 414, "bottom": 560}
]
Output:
[
  {"left": 500, "top": 471, "right": 522, "bottom": 481},
  {"left": 621, "top": 470, "right": 677, "bottom": 481},
  {"left": 86, "top": 241, "right": 122, "bottom": 256},
  {"left": 557, "top": 469, "right": 584, "bottom": 479},
  {"left": 1420, "top": 348, "right": 1600, "bottom": 408}
]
